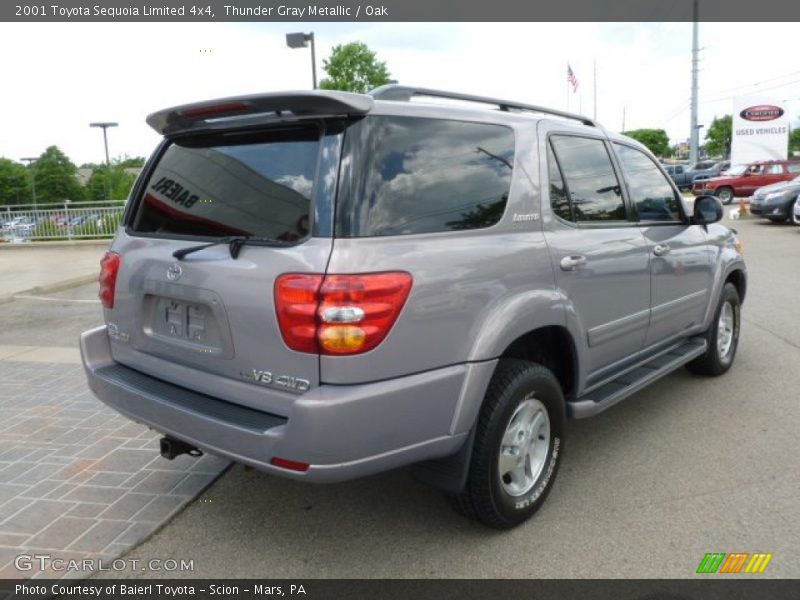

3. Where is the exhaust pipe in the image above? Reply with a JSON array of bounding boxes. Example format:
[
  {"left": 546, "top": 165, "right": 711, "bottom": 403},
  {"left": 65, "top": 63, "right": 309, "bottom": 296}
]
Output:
[{"left": 160, "top": 437, "right": 203, "bottom": 460}]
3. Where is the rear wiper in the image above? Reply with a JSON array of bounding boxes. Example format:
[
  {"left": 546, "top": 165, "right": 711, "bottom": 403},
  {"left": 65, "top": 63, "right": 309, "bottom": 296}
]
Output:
[{"left": 173, "top": 236, "right": 292, "bottom": 260}]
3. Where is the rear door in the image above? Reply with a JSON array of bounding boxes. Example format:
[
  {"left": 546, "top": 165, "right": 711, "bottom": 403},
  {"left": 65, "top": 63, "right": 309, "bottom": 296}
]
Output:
[
  {"left": 612, "top": 142, "right": 713, "bottom": 347},
  {"left": 542, "top": 129, "right": 651, "bottom": 377},
  {"left": 107, "top": 122, "right": 342, "bottom": 412}
]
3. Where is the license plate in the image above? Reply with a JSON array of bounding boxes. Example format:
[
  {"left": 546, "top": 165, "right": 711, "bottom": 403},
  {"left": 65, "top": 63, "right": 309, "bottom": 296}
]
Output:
[{"left": 158, "top": 298, "right": 207, "bottom": 342}]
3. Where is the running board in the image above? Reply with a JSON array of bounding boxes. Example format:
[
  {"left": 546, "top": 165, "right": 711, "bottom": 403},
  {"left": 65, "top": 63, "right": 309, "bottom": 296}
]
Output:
[{"left": 567, "top": 337, "right": 708, "bottom": 418}]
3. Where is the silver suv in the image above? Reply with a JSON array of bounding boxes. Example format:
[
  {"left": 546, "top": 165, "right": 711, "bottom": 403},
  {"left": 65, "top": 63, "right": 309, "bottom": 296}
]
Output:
[{"left": 80, "top": 86, "right": 746, "bottom": 529}]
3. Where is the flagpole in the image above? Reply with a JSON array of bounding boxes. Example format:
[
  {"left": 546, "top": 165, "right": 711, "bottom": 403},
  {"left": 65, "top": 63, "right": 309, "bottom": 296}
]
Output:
[
  {"left": 566, "top": 63, "right": 569, "bottom": 112},
  {"left": 593, "top": 58, "right": 597, "bottom": 120}
]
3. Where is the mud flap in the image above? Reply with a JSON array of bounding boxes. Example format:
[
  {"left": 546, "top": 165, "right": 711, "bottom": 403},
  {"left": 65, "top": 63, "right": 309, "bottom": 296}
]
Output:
[{"left": 411, "top": 427, "right": 476, "bottom": 494}]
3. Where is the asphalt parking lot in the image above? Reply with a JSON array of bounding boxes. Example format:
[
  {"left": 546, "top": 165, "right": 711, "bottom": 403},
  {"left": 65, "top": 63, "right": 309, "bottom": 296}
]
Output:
[{"left": 3, "top": 216, "right": 799, "bottom": 579}]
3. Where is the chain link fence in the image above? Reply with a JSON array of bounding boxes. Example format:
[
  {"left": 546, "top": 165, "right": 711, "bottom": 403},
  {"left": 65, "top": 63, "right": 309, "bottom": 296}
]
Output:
[{"left": 1, "top": 200, "right": 126, "bottom": 242}]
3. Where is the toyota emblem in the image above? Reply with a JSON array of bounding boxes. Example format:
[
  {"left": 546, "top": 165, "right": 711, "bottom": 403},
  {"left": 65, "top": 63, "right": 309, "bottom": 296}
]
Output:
[{"left": 166, "top": 263, "right": 183, "bottom": 281}]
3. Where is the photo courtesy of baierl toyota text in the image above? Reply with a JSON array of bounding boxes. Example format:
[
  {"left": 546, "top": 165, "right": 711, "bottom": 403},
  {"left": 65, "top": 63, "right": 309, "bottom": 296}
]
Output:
[{"left": 0, "top": 2, "right": 799, "bottom": 599}]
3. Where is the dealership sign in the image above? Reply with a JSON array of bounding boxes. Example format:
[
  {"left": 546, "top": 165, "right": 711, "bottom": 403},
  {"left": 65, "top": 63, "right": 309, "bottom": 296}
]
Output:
[{"left": 731, "top": 96, "right": 789, "bottom": 165}]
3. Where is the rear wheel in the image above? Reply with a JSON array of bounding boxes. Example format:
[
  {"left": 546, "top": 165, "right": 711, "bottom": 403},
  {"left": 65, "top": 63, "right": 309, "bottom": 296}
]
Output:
[
  {"left": 791, "top": 198, "right": 799, "bottom": 226},
  {"left": 449, "top": 360, "right": 565, "bottom": 529},
  {"left": 716, "top": 187, "right": 734, "bottom": 205},
  {"left": 686, "top": 282, "right": 741, "bottom": 376}
]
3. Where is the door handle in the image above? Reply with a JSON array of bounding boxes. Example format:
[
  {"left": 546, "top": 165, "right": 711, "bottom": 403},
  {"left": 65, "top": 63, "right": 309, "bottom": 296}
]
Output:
[
  {"left": 653, "top": 244, "right": 671, "bottom": 256},
  {"left": 560, "top": 255, "right": 587, "bottom": 271}
]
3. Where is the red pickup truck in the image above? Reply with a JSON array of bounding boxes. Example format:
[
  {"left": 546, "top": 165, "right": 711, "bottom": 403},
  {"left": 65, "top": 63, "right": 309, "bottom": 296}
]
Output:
[{"left": 693, "top": 159, "right": 800, "bottom": 204}]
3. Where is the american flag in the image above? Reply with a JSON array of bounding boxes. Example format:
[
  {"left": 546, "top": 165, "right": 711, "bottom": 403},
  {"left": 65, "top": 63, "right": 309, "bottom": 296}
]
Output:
[{"left": 567, "top": 65, "right": 578, "bottom": 93}]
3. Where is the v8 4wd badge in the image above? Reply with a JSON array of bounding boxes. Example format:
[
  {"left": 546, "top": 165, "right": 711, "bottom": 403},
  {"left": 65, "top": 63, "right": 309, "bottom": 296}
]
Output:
[{"left": 241, "top": 369, "right": 310, "bottom": 393}]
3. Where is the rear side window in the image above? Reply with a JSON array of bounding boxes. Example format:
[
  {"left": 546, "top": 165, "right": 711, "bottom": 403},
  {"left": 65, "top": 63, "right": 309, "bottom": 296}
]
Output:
[
  {"left": 788, "top": 163, "right": 800, "bottom": 174},
  {"left": 614, "top": 143, "right": 682, "bottom": 222},
  {"left": 336, "top": 116, "right": 514, "bottom": 236},
  {"left": 130, "top": 127, "right": 320, "bottom": 241},
  {"left": 550, "top": 135, "right": 626, "bottom": 222}
]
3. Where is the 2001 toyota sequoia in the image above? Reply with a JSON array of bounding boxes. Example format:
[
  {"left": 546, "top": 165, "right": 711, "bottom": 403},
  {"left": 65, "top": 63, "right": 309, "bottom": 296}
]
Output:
[{"left": 81, "top": 85, "right": 746, "bottom": 528}]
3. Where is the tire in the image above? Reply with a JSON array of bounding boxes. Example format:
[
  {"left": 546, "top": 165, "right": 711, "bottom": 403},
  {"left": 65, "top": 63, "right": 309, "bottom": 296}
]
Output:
[
  {"left": 716, "top": 187, "right": 734, "bottom": 205},
  {"left": 791, "top": 198, "right": 799, "bottom": 226},
  {"left": 449, "top": 359, "right": 565, "bottom": 529},
  {"left": 686, "top": 282, "right": 741, "bottom": 376}
]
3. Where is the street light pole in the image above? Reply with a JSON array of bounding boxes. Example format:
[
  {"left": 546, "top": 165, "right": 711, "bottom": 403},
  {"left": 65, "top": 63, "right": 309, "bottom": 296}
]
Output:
[
  {"left": 689, "top": 0, "right": 700, "bottom": 167},
  {"left": 90, "top": 122, "right": 118, "bottom": 200},
  {"left": 286, "top": 32, "right": 317, "bottom": 89},
  {"left": 20, "top": 157, "right": 38, "bottom": 209},
  {"left": 89, "top": 122, "right": 118, "bottom": 166}
]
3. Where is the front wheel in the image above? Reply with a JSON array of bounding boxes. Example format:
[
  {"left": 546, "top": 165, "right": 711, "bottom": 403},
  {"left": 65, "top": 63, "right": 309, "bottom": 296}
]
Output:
[
  {"left": 686, "top": 282, "right": 741, "bottom": 376},
  {"left": 791, "top": 198, "right": 799, "bottom": 226},
  {"left": 716, "top": 187, "right": 734, "bottom": 205},
  {"left": 449, "top": 360, "right": 565, "bottom": 529}
]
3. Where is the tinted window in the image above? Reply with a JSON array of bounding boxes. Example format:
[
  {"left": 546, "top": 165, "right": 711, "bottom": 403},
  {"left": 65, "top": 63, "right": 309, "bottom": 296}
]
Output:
[
  {"left": 131, "top": 127, "right": 319, "bottom": 241},
  {"left": 614, "top": 144, "right": 682, "bottom": 222},
  {"left": 675, "top": 166, "right": 684, "bottom": 174},
  {"left": 550, "top": 136, "right": 626, "bottom": 222},
  {"left": 336, "top": 116, "right": 514, "bottom": 236},
  {"left": 547, "top": 143, "right": 571, "bottom": 221}
]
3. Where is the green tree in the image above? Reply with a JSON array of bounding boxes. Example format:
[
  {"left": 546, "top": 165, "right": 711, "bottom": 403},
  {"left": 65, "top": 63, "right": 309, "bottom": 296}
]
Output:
[
  {"left": 704, "top": 115, "right": 732, "bottom": 159},
  {"left": 622, "top": 129, "right": 671, "bottom": 157},
  {"left": 788, "top": 127, "right": 800, "bottom": 155},
  {"left": 85, "top": 164, "right": 138, "bottom": 200},
  {"left": 319, "top": 42, "right": 391, "bottom": 93},
  {"left": 32, "top": 146, "right": 84, "bottom": 202},
  {"left": 116, "top": 155, "right": 146, "bottom": 168},
  {"left": 0, "top": 158, "right": 31, "bottom": 206}
]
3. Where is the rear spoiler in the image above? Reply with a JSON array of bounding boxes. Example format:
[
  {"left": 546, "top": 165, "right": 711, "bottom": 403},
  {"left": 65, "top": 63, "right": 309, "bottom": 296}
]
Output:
[{"left": 146, "top": 91, "right": 374, "bottom": 136}]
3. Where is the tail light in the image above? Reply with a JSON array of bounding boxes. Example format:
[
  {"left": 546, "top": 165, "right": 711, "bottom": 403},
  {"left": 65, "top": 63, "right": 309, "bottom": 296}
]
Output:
[
  {"left": 275, "top": 272, "right": 412, "bottom": 355},
  {"left": 98, "top": 251, "right": 121, "bottom": 309}
]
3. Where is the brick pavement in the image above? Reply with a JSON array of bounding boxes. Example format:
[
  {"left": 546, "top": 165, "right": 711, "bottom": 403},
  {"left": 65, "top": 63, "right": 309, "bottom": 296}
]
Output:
[{"left": 0, "top": 360, "right": 229, "bottom": 579}]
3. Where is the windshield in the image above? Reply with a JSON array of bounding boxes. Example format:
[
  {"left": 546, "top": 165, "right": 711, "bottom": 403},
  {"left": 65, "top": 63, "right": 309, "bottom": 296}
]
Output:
[{"left": 725, "top": 165, "right": 747, "bottom": 176}]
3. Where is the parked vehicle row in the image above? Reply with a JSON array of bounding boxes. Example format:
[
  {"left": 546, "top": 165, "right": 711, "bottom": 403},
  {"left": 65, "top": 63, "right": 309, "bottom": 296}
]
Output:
[
  {"left": 1, "top": 205, "right": 124, "bottom": 241},
  {"left": 663, "top": 160, "right": 730, "bottom": 192},
  {"left": 692, "top": 158, "right": 800, "bottom": 225}
]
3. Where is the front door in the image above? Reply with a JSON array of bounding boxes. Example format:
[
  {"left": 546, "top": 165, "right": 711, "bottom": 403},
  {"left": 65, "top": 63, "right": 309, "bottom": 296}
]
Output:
[{"left": 612, "top": 142, "right": 714, "bottom": 347}]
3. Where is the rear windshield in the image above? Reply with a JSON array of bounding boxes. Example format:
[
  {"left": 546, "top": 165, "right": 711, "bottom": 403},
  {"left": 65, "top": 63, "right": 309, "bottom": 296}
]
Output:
[
  {"left": 130, "top": 126, "right": 320, "bottom": 241},
  {"left": 336, "top": 116, "right": 515, "bottom": 237}
]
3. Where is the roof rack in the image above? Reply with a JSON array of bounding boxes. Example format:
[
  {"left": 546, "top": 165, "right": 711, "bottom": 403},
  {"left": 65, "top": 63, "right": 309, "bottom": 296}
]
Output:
[{"left": 369, "top": 84, "right": 597, "bottom": 127}]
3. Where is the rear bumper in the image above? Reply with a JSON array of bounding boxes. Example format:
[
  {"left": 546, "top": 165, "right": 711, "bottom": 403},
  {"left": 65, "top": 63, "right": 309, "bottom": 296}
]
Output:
[{"left": 80, "top": 326, "right": 475, "bottom": 483}]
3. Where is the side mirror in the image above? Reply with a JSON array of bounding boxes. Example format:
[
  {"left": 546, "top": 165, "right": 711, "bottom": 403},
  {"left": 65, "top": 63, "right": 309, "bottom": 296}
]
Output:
[{"left": 693, "top": 195, "right": 724, "bottom": 225}]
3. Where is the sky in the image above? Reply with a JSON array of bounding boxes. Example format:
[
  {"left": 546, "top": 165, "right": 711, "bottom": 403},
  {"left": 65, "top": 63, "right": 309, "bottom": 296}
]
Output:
[{"left": 1, "top": 21, "right": 799, "bottom": 166}]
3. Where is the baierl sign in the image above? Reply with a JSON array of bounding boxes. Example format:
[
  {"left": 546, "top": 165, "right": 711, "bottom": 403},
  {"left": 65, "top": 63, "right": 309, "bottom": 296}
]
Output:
[{"left": 731, "top": 96, "right": 789, "bottom": 165}]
